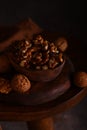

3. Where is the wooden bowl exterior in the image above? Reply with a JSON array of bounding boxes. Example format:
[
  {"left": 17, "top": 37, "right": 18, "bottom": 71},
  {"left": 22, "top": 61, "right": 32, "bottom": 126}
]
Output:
[{"left": 8, "top": 53, "right": 65, "bottom": 82}]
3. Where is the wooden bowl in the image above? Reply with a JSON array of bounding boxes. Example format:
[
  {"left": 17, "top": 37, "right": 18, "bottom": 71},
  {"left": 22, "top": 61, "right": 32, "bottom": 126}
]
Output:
[{"left": 8, "top": 53, "right": 65, "bottom": 82}]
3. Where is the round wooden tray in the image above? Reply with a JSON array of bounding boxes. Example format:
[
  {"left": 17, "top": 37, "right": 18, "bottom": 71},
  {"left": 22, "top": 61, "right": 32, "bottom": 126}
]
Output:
[{"left": 0, "top": 56, "right": 74, "bottom": 106}]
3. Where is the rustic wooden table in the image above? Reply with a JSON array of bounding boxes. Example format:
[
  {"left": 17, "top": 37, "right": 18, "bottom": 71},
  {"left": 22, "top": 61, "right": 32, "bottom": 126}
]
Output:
[{"left": 0, "top": 24, "right": 87, "bottom": 130}]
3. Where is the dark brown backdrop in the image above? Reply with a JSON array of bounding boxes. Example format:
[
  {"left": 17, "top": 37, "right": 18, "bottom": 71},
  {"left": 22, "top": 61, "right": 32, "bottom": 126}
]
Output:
[{"left": 0, "top": 0, "right": 86, "bottom": 43}]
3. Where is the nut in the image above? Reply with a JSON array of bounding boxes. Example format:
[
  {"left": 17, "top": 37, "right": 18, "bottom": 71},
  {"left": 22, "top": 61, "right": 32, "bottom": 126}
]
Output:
[
  {"left": 42, "top": 65, "right": 48, "bottom": 70},
  {"left": 50, "top": 43, "right": 58, "bottom": 53},
  {"left": 11, "top": 74, "right": 31, "bottom": 93},
  {"left": 0, "top": 78, "right": 12, "bottom": 94},
  {"left": 58, "top": 53, "right": 64, "bottom": 63},
  {"left": 20, "top": 60, "right": 27, "bottom": 67},
  {"left": 33, "top": 35, "right": 44, "bottom": 44},
  {"left": 32, "top": 52, "right": 42, "bottom": 65},
  {"left": 49, "top": 57, "right": 58, "bottom": 69},
  {"left": 42, "top": 40, "right": 49, "bottom": 51},
  {"left": 40, "top": 52, "right": 49, "bottom": 65},
  {"left": 74, "top": 71, "right": 87, "bottom": 87},
  {"left": 36, "top": 66, "right": 41, "bottom": 70},
  {"left": 36, "top": 35, "right": 43, "bottom": 41},
  {"left": 55, "top": 37, "right": 68, "bottom": 52}
]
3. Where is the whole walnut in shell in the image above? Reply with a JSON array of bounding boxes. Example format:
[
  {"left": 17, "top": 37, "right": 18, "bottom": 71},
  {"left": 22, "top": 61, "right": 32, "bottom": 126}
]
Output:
[
  {"left": 55, "top": 37, "right": 68, "bottom": 52},
  {"left": 11, "top": 74, "right": 31, "bottom": 93},
  {"left": 0, "top": 78, "right": 12, "bottom": 94},
  {"left": 74, "top": 71, "right": 87, "bottom": 87}
]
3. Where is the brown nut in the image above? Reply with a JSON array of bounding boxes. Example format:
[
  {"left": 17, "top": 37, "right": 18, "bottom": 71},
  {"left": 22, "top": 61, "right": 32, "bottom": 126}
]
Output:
[
  {"left": 36, "top": 66, "right": 41, "bottom": 70},
  {"left": 33, "top": 35, "right": 44, "bottom": 44},
  {"left": 19, "top": 60, "right": 27, "bottom": 67},
  {"left": 48, "top": 57, "right": 58, "bottom": 69},
  {"left": 42, "top": 40, "right": 49, "bottom": 51},
  {"left": 58, "top": 53, "right": 64, "bottom": 63},
  {"left": 42, "top": 65, "right": 48, "bottom": 70},
  {"left": 49, "top": 43, "right": 58, "bottom": 53},
  {"left": 55, "top": 37, "right": 68, "bottom": 52},
  {"left": 0, "top": 78, "right": 12, "bottom": 94},
  {"left": 11, "top": 40, "right": 32, "bottom": 63},
  {"left": 11, "top": 74, "right": 31, "bottom": 93},
  {"left": 40, "top": 52, "right": 49, "bottom": 65},
  {"left": 74, "top": 71, "right": 87, "bottom": 87}
]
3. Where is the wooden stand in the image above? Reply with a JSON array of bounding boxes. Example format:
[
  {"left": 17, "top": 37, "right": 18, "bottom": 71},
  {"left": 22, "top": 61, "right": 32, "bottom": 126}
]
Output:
[{"left": 27, "top": 117, "right": 54, "bottom": 130}]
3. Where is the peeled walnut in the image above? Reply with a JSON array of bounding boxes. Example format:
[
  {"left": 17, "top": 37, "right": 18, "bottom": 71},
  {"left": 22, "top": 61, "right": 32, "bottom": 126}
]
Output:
[
  {"left": 42, "top": 40, "right": 49, "bottom": 51},
  {"left": 33, "top": 35, "right": 44, "bottom": 44},
  {"left": 0, "top": 54, "right": 11, "bottom": 73},
  {"left": 58, "top": 53, "right": 64, "bottom": 63},
  {"left": 74, "top": 71, "right": 87, "bottom": 87},
  {"left": 49, "top": 57, "right": 59, "bottom": 69},
  {"left": 11, "top": 74, "right": 31, "bottom": 93},
  {"left": 32, "top": 52, "right": 42, "bottom": 64},
  {"left": 55, "top": 37, "right": 68, "bottom": 52},
  {"left": 0, "top": 78, "right": 12, "bottom": 94},
  {"left": 49, "top": 43, "right": 58, "bottom": 53},
  {"left": 42, "top": 65, "right": 48, "bottom": 70}
]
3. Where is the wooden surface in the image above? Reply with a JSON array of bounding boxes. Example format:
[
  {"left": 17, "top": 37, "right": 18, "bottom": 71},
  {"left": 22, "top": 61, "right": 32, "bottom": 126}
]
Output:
[{"left": 0, "top": 21, "right": 87, "bottom": 121}]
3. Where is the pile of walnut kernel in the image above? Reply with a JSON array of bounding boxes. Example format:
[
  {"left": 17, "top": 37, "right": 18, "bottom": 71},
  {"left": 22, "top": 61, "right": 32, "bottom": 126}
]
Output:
[
  {"left": 0, "top": 35, "right": 68, "bottom": 94},
  {"left": 11, "top": 34, "right": 64, "bottom": 70}
]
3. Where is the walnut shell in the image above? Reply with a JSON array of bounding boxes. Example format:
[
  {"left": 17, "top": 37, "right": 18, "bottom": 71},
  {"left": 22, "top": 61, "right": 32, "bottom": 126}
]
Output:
[
  {"left": 74, "top": 71, "right": 87, "bottom": 87},
  {"left": 55, "top": 37, "right": 68, "bottom": 52},
  {"left": 11, "top": 74, "right": 31, "bottom": 93},
  {"left": 0, "top": 78, "right": 12, "bottom": 94}
]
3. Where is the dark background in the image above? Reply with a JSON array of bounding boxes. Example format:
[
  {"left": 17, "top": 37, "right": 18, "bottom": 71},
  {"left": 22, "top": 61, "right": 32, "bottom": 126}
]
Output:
[
  {"left": 0, "top": 0, "right": 86, "bottom": 42},
  {"left": 0, "top": 1, "right": 87, "bottom": 130}
]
